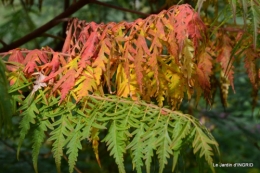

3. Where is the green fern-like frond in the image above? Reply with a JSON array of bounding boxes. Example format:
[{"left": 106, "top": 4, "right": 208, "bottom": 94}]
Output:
[
  {"left": 103, "top": 120, "right": 127, "bottom": 173},
  {"left": 10, "top": 83, "right": 219, "bottom": 173},
  {"left": 171, "top": 150, "right": 180, "bottom": 172},
  {"left": 32, "top": 118, "right": 50, "bottom": 173},
  {"left": 170, "top": 118, "right": 192, "bottom": 150},
  {"left": 48, "top": 113, "right": 72, "bottom": 173},
  {"left": 66, "top": 129, "right": 82, "bottom": 173},
  {"left": 17, "top": 99, "right": 38, "bottom": 159},
  {"left": 156, "top": 116, "right": 173, "bottom": 173},
  {"left": 142, "top": 128, "right": 157, "bottom": 173},
  {"left": 80, "top": 98, "right": 107, "bottom": 140},
  {"left": 126, "top": 123, "right": 145, "bottom": 173},
  {"left": 250, "top": 0, "right": 260, "bottom": 49},
  {"left": 193, "top": 124, "right": 219, "bottom": 173}
]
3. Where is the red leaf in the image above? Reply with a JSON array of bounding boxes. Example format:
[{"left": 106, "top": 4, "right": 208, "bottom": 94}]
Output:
[
  {"left": 79, "top": 31, "right": 98, "bottom": 68},
  {"left": 62, "top": 22, "right": 73, "bottom": 53},
  {"left": 7, "top": 49, "right": 24, "bottom": 71},
  {"left": 137, "top": 36, "right": 150, "bottom": 56},
  {"left": 155, "top": 19, "right": 166, "bottom": 41},
  {"left": 217, "top": 34, "right": 235, "bottom": 91},
  {"left": 8, "top": 49, "right": 24, "bottom": 63},
  {"left": 50, "top": 52, "right": 60, "bottom": 72},
  {"left": 244, "top": 47, "right": 258, "bottom": 87},
  {"left": 24, "top": 61, "right": 37, "bottom": 74},
  {"left": 60, "top": 73, "right": 75, "bottom": 102},
  {"left": 23, "top": 49, "right": 48, "bottom": 65},
  {"left": 187, "top": 13, "right": 206, "bottom": 48},
  {"left": 168, "top": 4, "right": 205, "bottom": 52},
  {"left": 197, "top": 51, "right": 212, "bottom": 91},
  {"left": 53, "top": 69, "right": 76, "bottom": 102},
  {"left": 43, "top": 68, "right": 63, "bottom": 83}
]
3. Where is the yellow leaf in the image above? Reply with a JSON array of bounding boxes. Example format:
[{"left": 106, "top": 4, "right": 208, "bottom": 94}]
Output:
[
  {"left": 116, "top": 63, "right": 129, "bottom": 97},
  {"left": 93, "top": 67, "right": 102, "bottom": 86},
  {"left": 66, "top": 56, "right": 79, "bottom": 70},
  {"left": 182, "top": 39, "right": 194, "bottom": 79}
]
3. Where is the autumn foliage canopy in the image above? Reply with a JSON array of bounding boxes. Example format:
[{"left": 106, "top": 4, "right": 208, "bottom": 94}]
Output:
[{"left": 1, "top": 3, "right": 260, "bottom": 173}]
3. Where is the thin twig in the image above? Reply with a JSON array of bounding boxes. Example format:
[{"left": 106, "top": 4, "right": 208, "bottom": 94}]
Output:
[
  {"left": 0, "top": 0, "right": 90, "bottom": 52},
  {"left": 0, "top": 49, "right": 173, "bottom": 58},
  {"left": 0, "top": 0, "right": 149, "bottom": 53},
  {"left": 0, "top": 50, "right": 70, "bottom": 57}
]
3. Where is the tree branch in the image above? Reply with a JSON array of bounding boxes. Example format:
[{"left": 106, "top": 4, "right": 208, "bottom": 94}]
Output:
[
  {"left": 0, "top": 0, "right": 149, "bottom": 53},
  {"left": 0, "top": 0, "right": 91, "bottom": 52}
]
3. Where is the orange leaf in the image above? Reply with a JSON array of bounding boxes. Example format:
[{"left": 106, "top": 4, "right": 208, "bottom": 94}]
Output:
[
  {"left": 53, "top": 69, "right": 76, "bottom": 102},
  {"left": 197, "top": 51, "right": 212, "bottom": 91}
]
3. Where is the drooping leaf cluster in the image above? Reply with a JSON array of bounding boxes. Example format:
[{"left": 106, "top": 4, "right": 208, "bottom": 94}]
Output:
[
  {"left": 13, "top": 4, "right": 212, "bottom": 110},
  {"left": 5, "top": 2, "right": 260, "bottom": 173},
  {"left": 197, "top": 0, "right": 260, "bottom": 48},
  {"left": 9, "top": 80, "right": 219, "bottom": 173},
  {"left": 2, "top": 42, "right": 220, "bottom": 172},
  {"left": 74, "top": 4, "right": 211, "bottom": 108},
  {"left": 194, "top": 0, "right": 260, "bottom": 109},
  {"left": 1, "top": 4, "right": 221, "bottom": 173}
]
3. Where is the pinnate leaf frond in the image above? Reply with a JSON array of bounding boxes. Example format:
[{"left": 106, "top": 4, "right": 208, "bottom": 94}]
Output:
[
  {"left": 17, "top": 99, "right": 38, "bottom": 159},
  {"left": 103, "top": 120, "right": 127, "bottom": 173},
  {"left": 2, "top": 4, "right": 223, "bottom": 173},
  {"left": 126, "top": 123, "right": 145, "bottom": 173},
  {"left": 32, "top": 118, "right": 51, "bottom": 173},
  {"left": 66, "top": 129, "right": 82, "bottom": 173},
  {"left": 48, "top": 114, "right": 72, "bottom": 173}
]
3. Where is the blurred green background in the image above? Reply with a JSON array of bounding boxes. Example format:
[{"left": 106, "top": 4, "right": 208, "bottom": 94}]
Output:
[{"left": 0, "top": 0, "right": 259, "bottom": 172}]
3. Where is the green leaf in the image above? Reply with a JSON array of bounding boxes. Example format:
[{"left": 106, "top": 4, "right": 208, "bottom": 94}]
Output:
[
  {"left": 32, "top": 119, "right": 50, "bottom": 173},
  {"left": 66, "top": 130, "right": 82, "bottom": 173},
  {"left": 193, "top": 126, "right": 218, "bottom": 173},
  {"left": 172, "top": 150, "right": 180, "bottom": 172},
  {"left": 126, "top": 123, "right": 145, "bottom": 173},
  {"left": 170, "top": 119, "right": 191, "bottom": 150},
  {"left": 142, "top": 130, "right": 157, "bottom": 173},
  {"left": 250, "top": 0, "right": 260, "bottom": 49},
  {"left": 81, "top": 109, "right": 99, "bottom": 140},
  {"left": 48, "top": 114, "right": 71, "bottom": 173},
  {"left": 102, "top": 120, "right": 126, "bottom": 173},
  {"left": 156, "top": 116, "right": 173, "bottom": 173},
  {"left": 17, "top": 100, "right": 38, "bottom": 159}
]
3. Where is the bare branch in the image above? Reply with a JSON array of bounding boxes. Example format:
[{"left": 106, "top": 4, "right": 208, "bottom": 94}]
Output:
[
  {"left": 0, "top": 0, "right": 149, "bottom": 53},
  {"left": 0, "top": 0, "right": 91, "bottom": 52}
]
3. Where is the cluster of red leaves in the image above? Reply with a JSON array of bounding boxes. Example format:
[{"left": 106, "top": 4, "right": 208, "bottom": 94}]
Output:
[
  {"left": 5, "top": 4, "right": 260, "bottom": 109},
  {"left": 5, "top": 4, "right": 216, "bottom": 109},
  {"left": 209, "top": 29, "right": 260, "bottom": 108}
]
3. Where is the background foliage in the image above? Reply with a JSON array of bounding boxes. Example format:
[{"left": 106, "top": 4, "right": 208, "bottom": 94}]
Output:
[{"left": 0, "top": 0, "right": 260, "bottom": 173}]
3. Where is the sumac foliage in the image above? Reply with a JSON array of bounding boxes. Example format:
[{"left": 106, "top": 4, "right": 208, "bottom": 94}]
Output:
[{"left": 1, "top": 3, "right": 260, "bottom": 173}]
